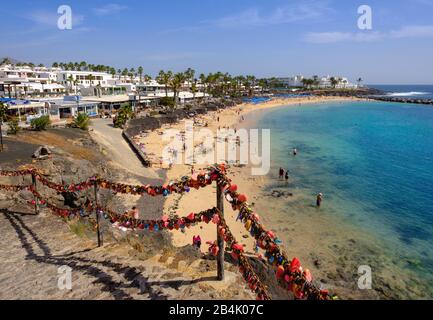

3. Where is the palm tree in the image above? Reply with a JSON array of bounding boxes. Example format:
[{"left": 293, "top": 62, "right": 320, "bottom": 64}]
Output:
[
  {"left": 52, "top": 62, "right": 59, "bottom": 68},
  {"left": 246, "top": 75, "right": 256, "bottom": 96},
  {"left": 129, "top": 68, "right": 136, "bottom": 82},
  {"left": 67, "top": 75, "right": 74, "bottom": 93},
  {"left": 171, "top": 72, "right": 187, "bottom": 106},
  {"left": 222, "top": 73, "right": 232, "bottom": 96},
  {"left": 184, "top": 68, "right": 195, "bottom": 88},
  {"left": 312, "top": 75, "right": 320, "bottom": 88},
  {"left": 143, "top": 74, "right": 152, "bottom": 82},
  {"left": 79, "top": 61, "right": 87, "bottom": 71},
  {"left": 122, "top": 68, "right": 128, "bottom": 81},
  {"left": 110, "top": 68, "right": 116, "bottom": 79},
  {"left": 258, "top": 79, "right": 267, "bottom": 94},
  {"left": 1, "top": 58, "right": 12, "bottom": 66},
  {"left": 117, "top": 69, "right": 122, "bottom": 80},
  {"left": 191, "top": 79, "right": 198, "bottom": 100},
  {"left": 206, "top": 73, "right": 217, "bottom": 97},
  {"left": 138, "top": 66, "right": 144, "bottom": 83},
  {"left": 357, "top": 77, "right": 363, "bottom": 88},
  {"left": 301, "top": 78, "right": 312, "bottom": 89},
  {"left": 330, "top": 77, "right": 339, "bottom": 88},
  {"left": 199, "top": 73, "right": 206, "bottom": 96},
  {"left": 88, "top": 74, "right": 95, "bottom": 91},
  {"left": 156, "top": 70, "right": 173, "bottom": 97}
]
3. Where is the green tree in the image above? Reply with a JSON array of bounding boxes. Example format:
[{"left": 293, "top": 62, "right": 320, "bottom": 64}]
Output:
[
  {"left": 330, "top": 77, "right": 339, "bottom": 88},
  {"left": 67, "top": 75, "right": 75, "bottom": 93},
  {"left": 71, "top": 113, "right": 91, "bottom": 130},
  {"left": 171, "top": 72, "right": 187, "bottom": 107},
  {"left": 312, "top": 75, "right": 320, "bottom": 88},
  {"left": 138, "top": 66, "right": 144, "bottom": 83},
  {"left": 113, "top": 104, "right": 134, "bottom": 128},
  {"left": 31, "top": 115, "right": 51, "bottom": 131},
  {"left": 156, "top": 70, "right": 173, "bottom": 97},
  {"left": 1, "top": 58, "right": 12, "bottom": 66},
  {"left": 184, "top": 68, "right": 195, "bottom": 84},
  {"left": 8, "top": 119, "right": 22, "bottom": 135},
  {"left": 122, "top": 68, "right": 128, "bottom": 81},
  {"left": 88, "top": 74, "right": 96, "bottom": 87},
  {"left": 191, "top": 79, "right": 198, "bottom": 100},
  {"left": 79, "top": 61, "right": 87, "bottom": 71}
]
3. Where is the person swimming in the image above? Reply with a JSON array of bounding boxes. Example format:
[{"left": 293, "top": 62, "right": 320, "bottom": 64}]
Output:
[
  {"left": 316, "top": 193, "right": 323, "bottom": 207},
  {"left": 293, "top": 148, "right": 298, "bottom": 156}
]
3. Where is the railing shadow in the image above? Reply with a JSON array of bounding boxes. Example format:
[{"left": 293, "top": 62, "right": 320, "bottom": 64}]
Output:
[{"left": 2, "top": 210, "right": 187, "bottom": 300}]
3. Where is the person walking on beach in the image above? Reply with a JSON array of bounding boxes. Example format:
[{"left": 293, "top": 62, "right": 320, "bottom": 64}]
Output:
[
  {"left": 279, "top": 167, "right": 284, "bottom": 179},
  {"left": 130, "top": 206, "right": 139, "bottom": 219},
  {"left": 285, "top": 170, "right": 289, "bottom": 183},
  {"left": 193, "top": 235, "right": 202, "bottom": 249},
  {"left": 316, "top": 193, "right": 323, "bottom": 207}
]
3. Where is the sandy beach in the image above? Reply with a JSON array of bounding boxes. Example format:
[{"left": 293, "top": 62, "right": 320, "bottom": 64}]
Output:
[
  {"left": 137, "top": 96, "right": 364, "bottom": 255},
  {"left": 132, "top": 95, "right": 432, "bottom": 299}
]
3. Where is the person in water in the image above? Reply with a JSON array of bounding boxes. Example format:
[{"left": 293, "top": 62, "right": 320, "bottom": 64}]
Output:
[
  {"left": 285, "top": 170, "right": 289, "bottom": 182},
  {"left": 316, "top": 193, "right": 323, "bottom": 207},
  {"left": 279, "top": 167, "right": 284, "bottom": 179},
  {"left": 293, "top": 148, "right": 298, "bottom": 156}
]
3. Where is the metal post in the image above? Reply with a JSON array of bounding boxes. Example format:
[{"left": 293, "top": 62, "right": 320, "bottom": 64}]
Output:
[
  {"left": 216, "top": 180, "right": 225, "bottom": 281},
  {"left": 0, "top": 120, "right": 3, "bottom": 152},
  {"left": 31, "top": 173, "right": 39, "bottom": 214},
  {"left": 94, "top": 180, "right": 102, "bottom": 247}
]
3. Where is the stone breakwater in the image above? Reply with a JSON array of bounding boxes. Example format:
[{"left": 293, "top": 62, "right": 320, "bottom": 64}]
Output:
[{"left": 367, "top": 96, "right": 433, "bottom": 105}]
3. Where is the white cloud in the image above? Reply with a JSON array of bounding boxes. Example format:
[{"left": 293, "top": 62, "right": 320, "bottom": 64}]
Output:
[
  {"left": 213, "top": 1, "right": 333, "bottom": 28},
  {"left": 304, "top": 25, "right": 433, "bottom": 43},
  {"left": 304, "top": 31, "right": 384, "bottom": 43},
  {"left": 93, "top": 3, "right": 127, "bottom": 16},
  {"left": 390, "top": 25, "right": 433, "bottom": 38}
]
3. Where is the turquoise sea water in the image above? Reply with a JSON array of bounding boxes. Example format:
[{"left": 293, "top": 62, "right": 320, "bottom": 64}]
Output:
[{"left": 256, "top": 101, "right": 433, "bottom": 290}]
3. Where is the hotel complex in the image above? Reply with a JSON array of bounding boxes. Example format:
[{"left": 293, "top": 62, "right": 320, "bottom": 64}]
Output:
[{"left": 0, "top": 63, "right": 357, "bottom": 125}]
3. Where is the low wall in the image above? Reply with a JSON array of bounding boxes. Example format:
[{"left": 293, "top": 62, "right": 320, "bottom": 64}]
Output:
[
  {"left": 122, "top": 125, "right": 151, "bottom": 167},
  {"left": 121, "top": 102, "right": 237, "bottom": 167}
]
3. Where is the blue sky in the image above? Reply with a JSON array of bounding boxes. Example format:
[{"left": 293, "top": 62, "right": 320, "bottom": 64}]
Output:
[{"left": 1, "top": 0, "right": 433, "bottom": 84}]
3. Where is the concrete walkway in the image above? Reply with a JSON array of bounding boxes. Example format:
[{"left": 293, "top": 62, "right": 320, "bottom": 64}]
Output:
[{"left": 89, "top": 118, "right": 159, "bottom": 179}]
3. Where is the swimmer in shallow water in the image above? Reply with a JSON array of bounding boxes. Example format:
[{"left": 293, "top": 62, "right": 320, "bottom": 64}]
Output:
[{"left": 316, "top": 193, "right": 323, "bottom": 207}]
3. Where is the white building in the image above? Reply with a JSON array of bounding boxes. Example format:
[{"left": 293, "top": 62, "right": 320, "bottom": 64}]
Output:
[
  {"left": 57, "top": 70, "right": 114, "bottom": 88},
  {"left": 276, "top": 75, "right": 304, "bottom": 87},
  {"left": 0, "top": 65, "right": 60, "bottom": 84},
  {"left": 317, "top": 76, "right": 356, "bottom": 89}
]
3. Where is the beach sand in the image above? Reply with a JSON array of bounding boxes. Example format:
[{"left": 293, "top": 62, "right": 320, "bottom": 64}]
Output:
[
  {"left": 137, "top": 95, "right": 433, "bottom": 299},
  {"left": 137, "top": 96, "right": 364, "bottom": 256}
]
